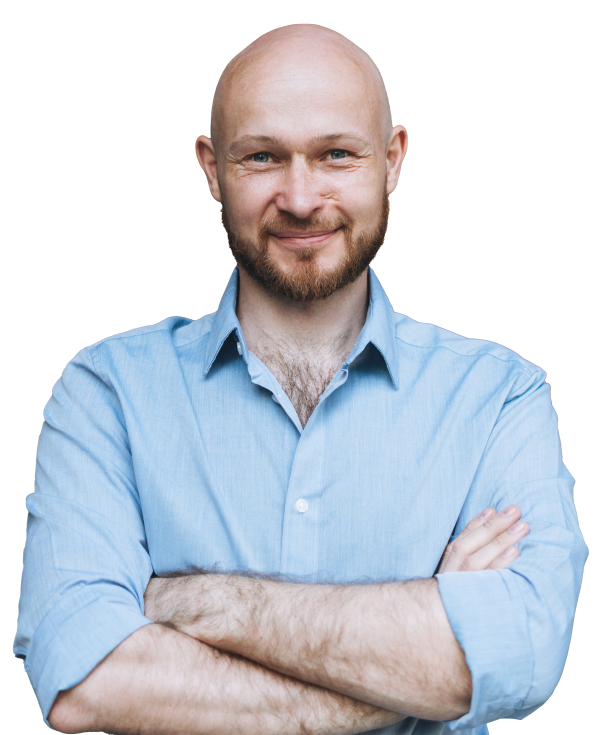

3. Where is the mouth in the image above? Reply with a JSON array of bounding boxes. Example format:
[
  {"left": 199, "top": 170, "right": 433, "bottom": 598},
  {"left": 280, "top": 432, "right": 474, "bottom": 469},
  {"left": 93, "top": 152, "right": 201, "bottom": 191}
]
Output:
[{"left": 270, "top": 228, "right": 340, "bottom": 247}]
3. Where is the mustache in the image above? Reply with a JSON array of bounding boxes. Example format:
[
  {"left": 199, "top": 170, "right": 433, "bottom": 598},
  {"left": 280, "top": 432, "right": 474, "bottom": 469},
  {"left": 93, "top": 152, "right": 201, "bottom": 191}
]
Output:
[{"left": 259, "top": 213, "right": 350, "bottom": 236}]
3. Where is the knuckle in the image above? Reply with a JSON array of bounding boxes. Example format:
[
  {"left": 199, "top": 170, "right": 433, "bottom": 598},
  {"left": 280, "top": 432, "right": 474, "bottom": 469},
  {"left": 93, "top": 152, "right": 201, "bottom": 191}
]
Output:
[
  {"left": 450, "top": 539, "right": 465, "bottom": 556},
  {"left": 461, "top": 558, "right": 475, "bottom": 572},
  {"left": 483, "top": 516, "right": 500, "bottom": 531}
]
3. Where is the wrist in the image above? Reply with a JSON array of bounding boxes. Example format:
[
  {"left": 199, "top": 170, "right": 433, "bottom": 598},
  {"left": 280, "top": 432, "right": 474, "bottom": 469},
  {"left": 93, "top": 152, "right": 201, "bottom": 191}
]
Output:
[{"left": 178, "top": 574, "right": 251, "bottom": 651}]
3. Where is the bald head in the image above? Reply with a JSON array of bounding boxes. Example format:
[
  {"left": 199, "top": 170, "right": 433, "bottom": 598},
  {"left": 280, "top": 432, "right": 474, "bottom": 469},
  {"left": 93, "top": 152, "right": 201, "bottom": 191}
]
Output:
[
  {"left": 211, "top": 24, "right": 393, "bottom": 155},
  {"left": 196, "top": 24, "right": 407, "bottom": 305}
]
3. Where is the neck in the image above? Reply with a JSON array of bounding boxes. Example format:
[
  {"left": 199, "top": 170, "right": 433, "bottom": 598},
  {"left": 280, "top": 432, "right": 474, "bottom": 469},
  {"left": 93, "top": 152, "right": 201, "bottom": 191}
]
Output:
[{"left": 236, "top": 268, "right": 369, "bottom": 360}]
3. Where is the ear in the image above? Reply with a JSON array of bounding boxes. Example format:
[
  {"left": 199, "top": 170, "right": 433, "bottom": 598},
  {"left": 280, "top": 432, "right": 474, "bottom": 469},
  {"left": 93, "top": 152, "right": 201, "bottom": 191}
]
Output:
[
  {"left": 195, "top": 135, "right": 222, "bottom": 212},
  {"left": 386, "top": 126, "right": 408, "bottom": 195}
]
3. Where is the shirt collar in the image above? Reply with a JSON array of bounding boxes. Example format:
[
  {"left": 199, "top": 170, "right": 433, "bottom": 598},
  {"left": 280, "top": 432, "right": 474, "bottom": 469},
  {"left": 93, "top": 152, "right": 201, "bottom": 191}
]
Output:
[{"left": 203, "top": 267, "right": 398, "bottom": 389}]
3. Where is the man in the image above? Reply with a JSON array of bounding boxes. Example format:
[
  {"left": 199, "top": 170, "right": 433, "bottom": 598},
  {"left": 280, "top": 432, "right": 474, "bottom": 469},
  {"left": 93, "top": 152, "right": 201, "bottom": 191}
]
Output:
[{"left": 15, "top": 23, "right": 586, "bottom": 735}]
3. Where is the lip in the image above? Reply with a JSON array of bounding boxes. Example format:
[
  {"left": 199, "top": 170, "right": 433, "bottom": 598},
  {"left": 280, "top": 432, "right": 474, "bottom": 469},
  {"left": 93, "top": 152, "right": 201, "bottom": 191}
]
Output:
[{"left": 270, "top": 229, "right": 339, "bottom": 247}]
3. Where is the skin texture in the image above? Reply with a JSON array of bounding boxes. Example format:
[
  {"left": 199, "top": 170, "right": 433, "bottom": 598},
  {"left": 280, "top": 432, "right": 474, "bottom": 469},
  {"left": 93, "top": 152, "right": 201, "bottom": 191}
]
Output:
[
  {"left": 196, "top": 24, "right": 406, "bottom": 425},
  {"left": 140, "top": 506, "right": 528, "bottom": 722}
]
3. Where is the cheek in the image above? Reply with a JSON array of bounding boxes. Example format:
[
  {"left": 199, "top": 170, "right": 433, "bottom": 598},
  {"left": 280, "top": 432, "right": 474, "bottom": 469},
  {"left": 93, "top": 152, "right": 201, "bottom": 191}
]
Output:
[{"left": 223, "top": 175, "right": 278, "bottom": 229}]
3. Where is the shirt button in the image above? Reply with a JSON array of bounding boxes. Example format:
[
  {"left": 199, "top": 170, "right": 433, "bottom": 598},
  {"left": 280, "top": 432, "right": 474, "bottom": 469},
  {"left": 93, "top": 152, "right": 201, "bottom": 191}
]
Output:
[{"left": 295, "top": 498, "right": 308, "bottom": 513}]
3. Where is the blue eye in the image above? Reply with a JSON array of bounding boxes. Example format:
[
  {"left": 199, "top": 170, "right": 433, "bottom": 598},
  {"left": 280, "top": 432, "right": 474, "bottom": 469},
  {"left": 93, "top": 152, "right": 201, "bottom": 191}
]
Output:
[
  {"left": 251, "top": 151, "right": 269, "bottom": 163},
  {"left": 249, "top": 148, "right": 351, "bottom": 163},
  {"left": 330, "top": 149, "right": 348, "bottom": 159}
]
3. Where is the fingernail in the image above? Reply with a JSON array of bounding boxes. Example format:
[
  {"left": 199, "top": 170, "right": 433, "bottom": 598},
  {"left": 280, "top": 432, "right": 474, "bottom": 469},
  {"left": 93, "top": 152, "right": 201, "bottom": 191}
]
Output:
[
  {"left": 500, "top": 546, "right": 517, "bottom": 558},
  {"left": 509, "top": 520, "right": 526, "bottom": 534},
  {"left": 501, "top": 505, "right": 517, "bottom": 517},
  {"left": 479, "top": 508, "right": 493, "bottom": 520}
]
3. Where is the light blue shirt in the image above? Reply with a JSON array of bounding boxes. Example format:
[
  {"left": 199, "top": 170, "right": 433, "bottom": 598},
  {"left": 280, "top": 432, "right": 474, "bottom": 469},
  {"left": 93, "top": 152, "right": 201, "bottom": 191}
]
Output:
[{"left": 15, "top": 268, "right": 587, "bottom": 733}]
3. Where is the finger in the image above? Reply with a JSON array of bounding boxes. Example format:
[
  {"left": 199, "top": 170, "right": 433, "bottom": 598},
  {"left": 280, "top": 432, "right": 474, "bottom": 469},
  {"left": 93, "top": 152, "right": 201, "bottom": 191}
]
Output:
[
  {"left": 443, "top": 505, "right": 522, "bottom": 572},
  {"left": 457, "top": 507, "right": 496, "bottom": 539},
  {"left": 437, "top": 508, "right": 496, "bottom": 574},
  {"left": 452, "top": 505, "right": 521, "bottom": 560},
  {"left": 461, "top": 520, "right": 529, "bottom": 571},
  {"left": 488, "top": 545, "right": 520, "bottom": 570}
]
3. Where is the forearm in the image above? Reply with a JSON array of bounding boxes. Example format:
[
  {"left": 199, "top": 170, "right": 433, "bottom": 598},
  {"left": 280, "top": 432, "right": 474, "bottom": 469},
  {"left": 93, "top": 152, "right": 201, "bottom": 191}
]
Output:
[
  {"left": 148, "top": 575, "right": 471, "bottom": 721},
  {"left": 49, "top": 622, "right": 404, "bottom": 735}
]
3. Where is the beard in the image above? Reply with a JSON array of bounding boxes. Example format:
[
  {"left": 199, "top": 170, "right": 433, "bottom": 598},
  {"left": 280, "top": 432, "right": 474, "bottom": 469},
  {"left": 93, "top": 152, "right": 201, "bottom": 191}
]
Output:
[{"left": 221, "top": 192, "right": 390, "bottom": 302}]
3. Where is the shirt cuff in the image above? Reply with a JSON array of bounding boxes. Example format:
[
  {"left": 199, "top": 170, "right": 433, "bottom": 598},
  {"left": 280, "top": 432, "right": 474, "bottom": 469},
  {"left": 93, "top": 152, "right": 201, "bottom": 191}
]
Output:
[
  {"left": 22, "top": 583, "right": 153, "bottom": 726},
  {"left": 436, "top": 569, "right": 533, "bottom": 730}
]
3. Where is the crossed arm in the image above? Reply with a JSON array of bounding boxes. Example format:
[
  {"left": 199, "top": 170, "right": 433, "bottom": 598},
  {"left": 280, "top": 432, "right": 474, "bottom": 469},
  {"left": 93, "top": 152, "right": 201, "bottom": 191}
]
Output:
[
  {"left": 49, "top": 506, "right": 528, "bottom": 734},
  {"left": 144, "top": 576, "right": 466, "bottom": 720},
  {"left": 48, "top": 574, "right": 472, "bottom": 735},
  {"left": 142, "top": 504, "right": 526, "bottom": 720}
]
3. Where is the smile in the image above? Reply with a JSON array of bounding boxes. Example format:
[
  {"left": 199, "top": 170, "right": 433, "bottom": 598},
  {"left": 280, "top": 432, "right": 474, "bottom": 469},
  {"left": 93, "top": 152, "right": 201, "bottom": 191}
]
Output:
[{"left": 270, "top": 229, "right": 340, "bottom": 247}]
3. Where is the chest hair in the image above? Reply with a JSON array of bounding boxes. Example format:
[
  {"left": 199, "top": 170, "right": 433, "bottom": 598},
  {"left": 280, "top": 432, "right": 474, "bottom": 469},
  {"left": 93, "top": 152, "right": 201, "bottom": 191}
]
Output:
[{"left": 254, "top": 339, "right": 349, "bottom": 428}]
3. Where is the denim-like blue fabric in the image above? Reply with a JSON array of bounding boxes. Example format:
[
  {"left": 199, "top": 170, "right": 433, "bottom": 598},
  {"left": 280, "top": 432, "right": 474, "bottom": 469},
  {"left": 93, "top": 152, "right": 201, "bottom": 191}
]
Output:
[{"left": 14, "top": 268, "right": 587, "bottom": 733}]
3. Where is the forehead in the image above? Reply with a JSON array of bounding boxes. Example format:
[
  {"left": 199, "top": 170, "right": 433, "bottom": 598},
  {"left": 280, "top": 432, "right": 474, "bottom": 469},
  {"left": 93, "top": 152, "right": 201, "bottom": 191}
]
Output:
[{"left": 219, "top": 50, "right": 384, "bottom": 150}]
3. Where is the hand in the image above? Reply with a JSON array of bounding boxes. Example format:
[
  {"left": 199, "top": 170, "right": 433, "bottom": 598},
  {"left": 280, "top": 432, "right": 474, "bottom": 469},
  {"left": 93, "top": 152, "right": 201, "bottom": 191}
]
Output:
[{"left": 437, "top": 505, "right": 529, "bottom": 574}]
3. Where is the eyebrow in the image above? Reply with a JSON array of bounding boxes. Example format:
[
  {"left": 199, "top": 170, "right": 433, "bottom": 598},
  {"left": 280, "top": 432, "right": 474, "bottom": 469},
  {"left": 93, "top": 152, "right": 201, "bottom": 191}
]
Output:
[{"left": 227, "top": 133, "right": 370, "bottom": 156}]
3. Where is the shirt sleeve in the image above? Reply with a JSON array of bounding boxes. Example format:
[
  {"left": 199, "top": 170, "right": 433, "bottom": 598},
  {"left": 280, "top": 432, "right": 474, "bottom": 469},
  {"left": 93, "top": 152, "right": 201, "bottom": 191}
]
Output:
[
  {"left": 436, "top": 367, "right": 588, "bottom": 730},
  {"left": 13, "top": 346, "right": 154, "bottom": 725}
]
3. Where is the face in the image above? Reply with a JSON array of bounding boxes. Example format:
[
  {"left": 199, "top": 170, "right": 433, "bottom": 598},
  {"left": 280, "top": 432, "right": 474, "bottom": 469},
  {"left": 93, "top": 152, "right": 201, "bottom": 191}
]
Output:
[{"left": 198, "top": 44, "right": 406, "bottom": 301}]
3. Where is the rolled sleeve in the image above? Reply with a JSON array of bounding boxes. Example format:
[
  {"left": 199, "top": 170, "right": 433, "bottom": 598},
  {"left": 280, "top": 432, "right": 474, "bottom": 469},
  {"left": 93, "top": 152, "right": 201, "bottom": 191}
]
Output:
[
  {"left": 14, "top": 347, "right": 154, "bottom": 724},
  {"left": 437, "top": 369, "right": 588, "bottom": 729}
]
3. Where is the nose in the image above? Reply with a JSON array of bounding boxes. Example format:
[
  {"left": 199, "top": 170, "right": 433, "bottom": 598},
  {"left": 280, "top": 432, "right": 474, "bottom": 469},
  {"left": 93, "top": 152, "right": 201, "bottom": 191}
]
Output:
[{"left": 276, "top": 161, "right": 331, "bottom": 220}]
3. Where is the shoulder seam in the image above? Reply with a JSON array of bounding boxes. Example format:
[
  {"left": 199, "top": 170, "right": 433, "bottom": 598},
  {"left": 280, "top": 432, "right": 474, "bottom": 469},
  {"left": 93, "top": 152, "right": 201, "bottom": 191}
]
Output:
[{"left": 394, "top": 334, "right": 542, "bottom": 375}]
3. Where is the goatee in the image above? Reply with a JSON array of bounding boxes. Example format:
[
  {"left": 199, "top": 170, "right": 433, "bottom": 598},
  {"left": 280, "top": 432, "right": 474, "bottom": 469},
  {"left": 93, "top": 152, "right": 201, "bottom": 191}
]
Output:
[{"left": 220, "top": 192, "right": 390, "bottom": 302}]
